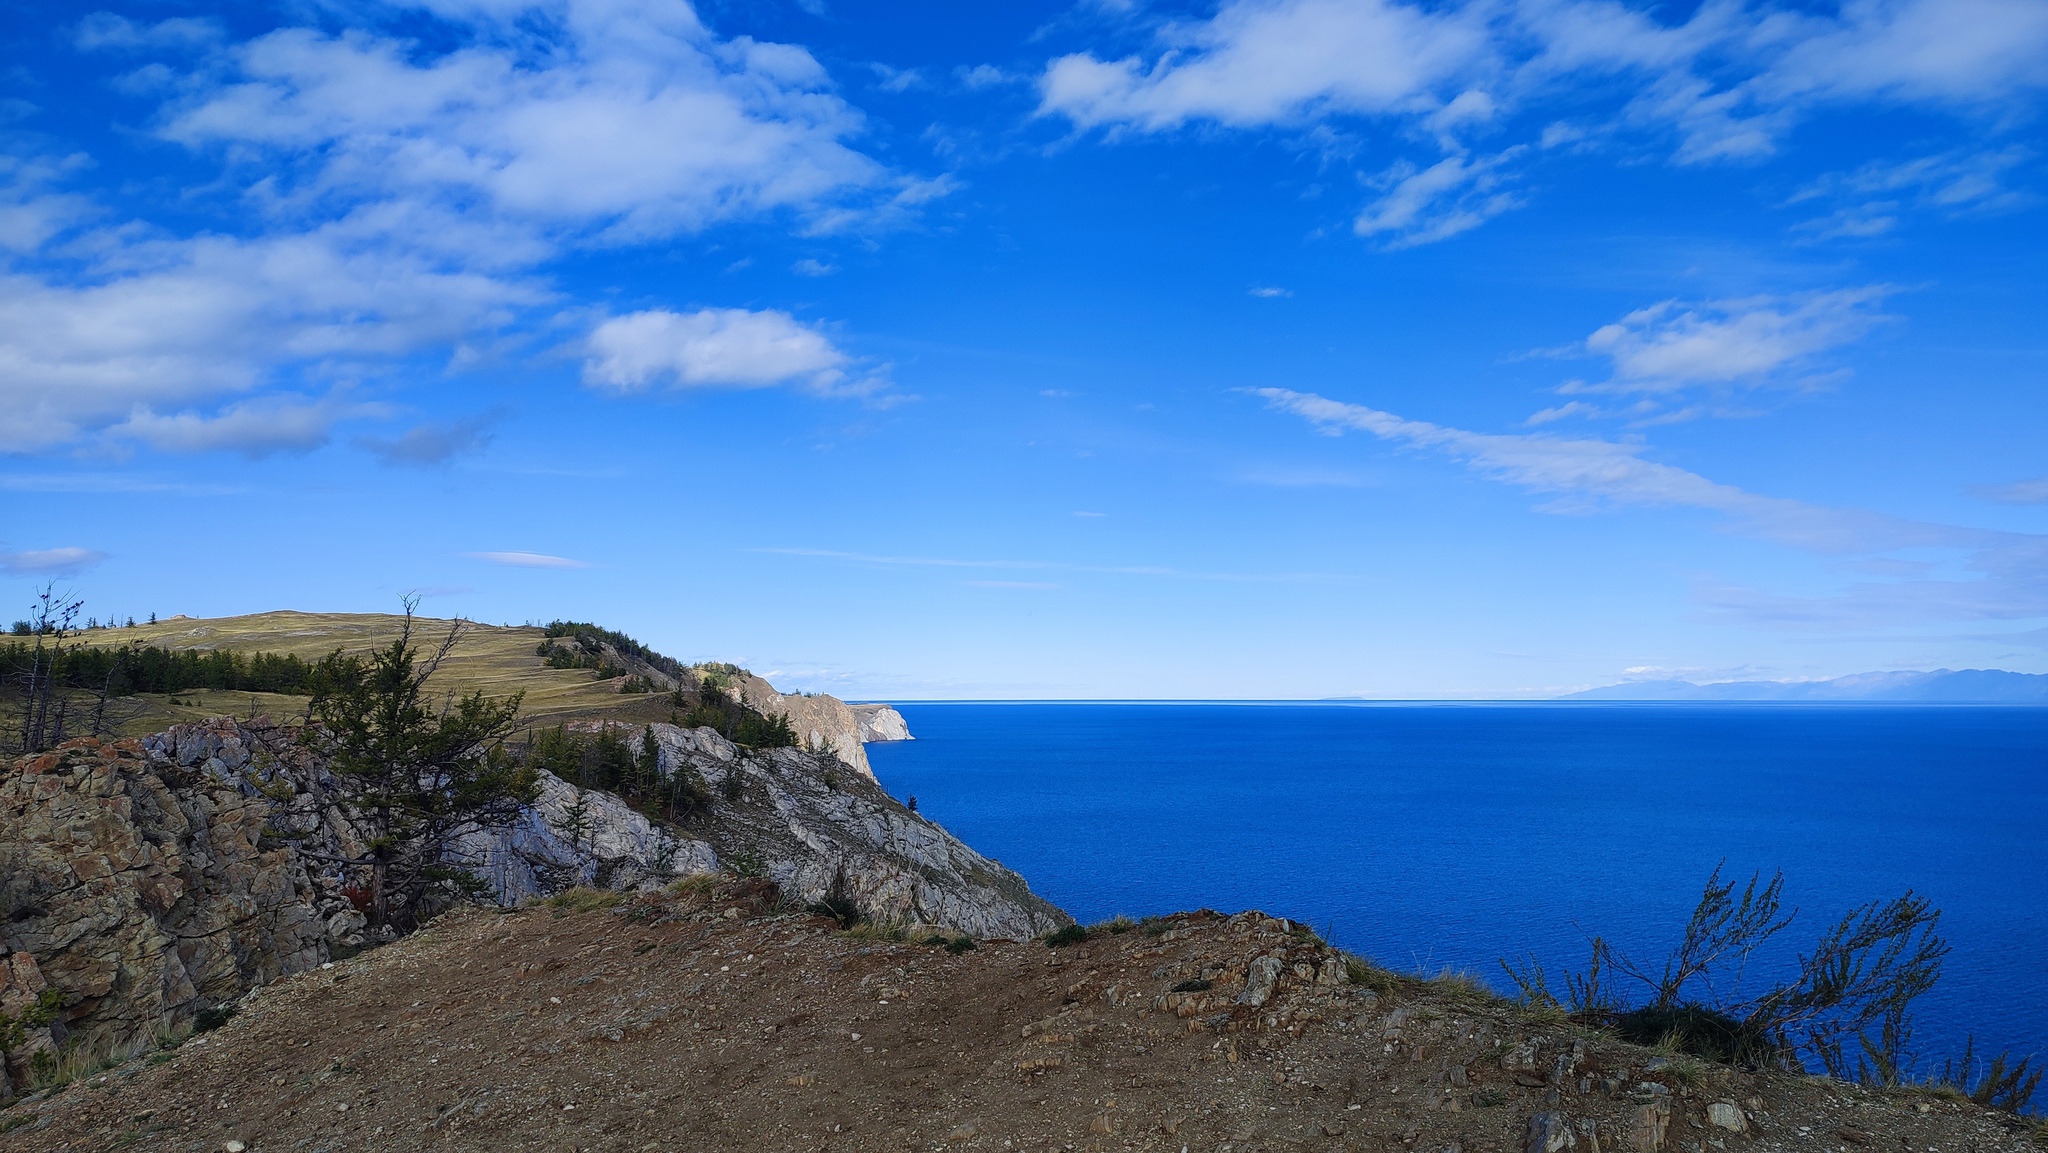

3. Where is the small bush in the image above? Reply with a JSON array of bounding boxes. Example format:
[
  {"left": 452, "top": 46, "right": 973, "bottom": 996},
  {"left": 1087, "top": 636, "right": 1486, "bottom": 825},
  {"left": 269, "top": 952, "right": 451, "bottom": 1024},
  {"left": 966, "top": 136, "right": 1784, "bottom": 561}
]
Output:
[
  {"left": 945, "top": 935, "right": 977, "bottom": 954},
  {"left": 1044, "top": 924, "right": 1089, "bottom": 949},
  {"left": 1931, "top": 1038, "right": 2042, "bottom": 1115},
  {"left": 1139, "top": 916, "right": 1173, "bottom": 937},
  {"left": 192, "top": 1004, "right": 236, "bottom": 1034},
  {"left": 1616, "top": 1004, "right": 1769, "bottom": 1066},
  {"left": 810, "top": 894, "right": 863, "bottom": 929},
  {"left": 1089, "top": 915, "right": 1137, "bottom": 936}
]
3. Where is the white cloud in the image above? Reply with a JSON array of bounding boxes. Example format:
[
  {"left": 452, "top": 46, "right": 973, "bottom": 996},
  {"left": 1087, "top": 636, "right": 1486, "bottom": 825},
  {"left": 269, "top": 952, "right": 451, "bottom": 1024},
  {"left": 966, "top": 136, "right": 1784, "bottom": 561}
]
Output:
[
  {"left": 74, "top": 12, "right": 222, "bottom": 52},
  {"left": 583, "top": 307, "right": 852, "bottom": 392},
  {"left": 0, "top": 219, "right": 540, "bottom": 451},
  {"left": 2, "top": 0, "right": 924, "bottom": 454},
  {"left": 1792, "top": 146, "right": 2035, "bottom": 237},
  {"left": 108, "top": 395, "right": 377, "bottom": 457},
  {"left": 1040, "top": 0, "right": 1490, "bottom": 131},
  {"left": 1577, "top": 288, "right": 1891, "bottom": 393},
  {"left": 1249, "top": 285, "right": 1291, "bottom": 297},
  {"left": 956, "top": 64, "right": 1009, "bottom": 90},
  {"left": 1039, "top": 0, "right": 2048, "bottom": 243},
  {"left": 1355, "top": 148, "right": 1524, "bottom": 247},
  {"left": 162, "top": 9, "right": 894, "bottom": 242},
  {"left": 0, "top": 547, "right": 109, "bottom": 577},
  {"left": 792, "top": 257, "right": 837, "bottom": 276},
  {"left": 1977, "top": 477, "right": 2048, "bottom": 505},
  {"left": 1257, "top": 387, "right": 2048, "bottom": 628},
  {"left": 467, "top": 551, "right": 590, "bottom": 569}
]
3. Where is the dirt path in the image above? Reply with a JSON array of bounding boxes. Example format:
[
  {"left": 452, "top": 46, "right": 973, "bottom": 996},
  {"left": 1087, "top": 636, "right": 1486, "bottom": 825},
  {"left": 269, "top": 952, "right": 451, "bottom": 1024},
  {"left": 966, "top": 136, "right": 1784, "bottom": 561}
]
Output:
[{"left": 2, "top": 883, "right": 2037, "bottom": 1153}]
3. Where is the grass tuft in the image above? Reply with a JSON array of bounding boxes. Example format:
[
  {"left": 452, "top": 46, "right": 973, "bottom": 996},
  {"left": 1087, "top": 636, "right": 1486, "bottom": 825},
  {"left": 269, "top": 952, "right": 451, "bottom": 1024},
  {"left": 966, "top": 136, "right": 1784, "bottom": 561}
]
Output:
[{"left": 535, "top": 887, "right": 628, "bottom": 915}]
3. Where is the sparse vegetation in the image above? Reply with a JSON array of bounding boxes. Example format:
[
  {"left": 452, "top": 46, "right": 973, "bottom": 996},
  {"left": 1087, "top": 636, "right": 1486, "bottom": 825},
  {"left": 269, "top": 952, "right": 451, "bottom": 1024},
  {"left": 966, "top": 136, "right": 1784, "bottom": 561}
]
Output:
[
  {"left": 1044, "top": 924, "right": 1089, "bottom": 948},
  {"left": 1495, "top": 862, "right": 2021, "bottom": 1113},
  {"left": 523, "top": 723, "right": 711, "bottom": 823},
  {"left": 535, "top": 887, "right": 629, "bottom": 914},
  {"left": 288, "top": 602, "right": 537, "bottom": 932}
]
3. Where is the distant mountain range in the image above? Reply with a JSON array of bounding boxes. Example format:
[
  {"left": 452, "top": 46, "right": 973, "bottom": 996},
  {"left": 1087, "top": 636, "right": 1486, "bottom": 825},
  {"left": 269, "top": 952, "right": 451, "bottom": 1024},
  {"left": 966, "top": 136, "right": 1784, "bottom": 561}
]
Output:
[{"left": 1560, "top": 669, "right": 2048, "bottom": 702}]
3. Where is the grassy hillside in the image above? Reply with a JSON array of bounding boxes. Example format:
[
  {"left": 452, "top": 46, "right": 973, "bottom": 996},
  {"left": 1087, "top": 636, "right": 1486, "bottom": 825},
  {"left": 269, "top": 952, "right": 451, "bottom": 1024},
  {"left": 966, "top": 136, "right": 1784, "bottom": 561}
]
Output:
[{"left": 62, "top": 610, "right": 690, "bottom": 737}]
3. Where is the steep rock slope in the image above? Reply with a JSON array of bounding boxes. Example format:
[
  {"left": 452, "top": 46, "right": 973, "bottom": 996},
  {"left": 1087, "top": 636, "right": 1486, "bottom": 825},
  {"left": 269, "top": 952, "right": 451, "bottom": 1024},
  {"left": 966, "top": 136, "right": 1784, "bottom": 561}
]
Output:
[
  {"left": 0, "top": 736, "right": 333, "bottom": 1082},
  {"left": 0, "top": 718, "right": 1063, "bottom": 1088},
  {"left": 851, "top": 703, "right": 914, "bottom": 742},
  {"left": 3, "top": 891, "right": 2034, "bottom": 1153}
]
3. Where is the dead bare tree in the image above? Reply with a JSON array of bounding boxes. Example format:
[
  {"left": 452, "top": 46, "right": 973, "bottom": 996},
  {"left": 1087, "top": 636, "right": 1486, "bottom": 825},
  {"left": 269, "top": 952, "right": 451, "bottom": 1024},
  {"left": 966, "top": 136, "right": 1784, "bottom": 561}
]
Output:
[{"left": 8, "top": 585, "right": 83, "bottom": 754}]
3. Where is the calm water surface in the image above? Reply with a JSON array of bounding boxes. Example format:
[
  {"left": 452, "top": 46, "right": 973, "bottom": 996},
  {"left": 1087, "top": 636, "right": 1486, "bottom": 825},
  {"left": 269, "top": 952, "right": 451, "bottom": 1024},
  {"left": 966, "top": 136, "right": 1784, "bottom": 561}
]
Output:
[{"left": 866, "top": 703, "right": 2048, "bottom": 1063}]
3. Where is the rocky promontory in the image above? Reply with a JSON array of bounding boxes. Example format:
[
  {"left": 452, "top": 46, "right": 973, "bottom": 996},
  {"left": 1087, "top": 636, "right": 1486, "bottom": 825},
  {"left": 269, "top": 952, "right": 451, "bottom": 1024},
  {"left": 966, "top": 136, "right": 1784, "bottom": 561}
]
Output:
[{"left": 0, "top": 704, "right": 1057, "bottom": 1093}]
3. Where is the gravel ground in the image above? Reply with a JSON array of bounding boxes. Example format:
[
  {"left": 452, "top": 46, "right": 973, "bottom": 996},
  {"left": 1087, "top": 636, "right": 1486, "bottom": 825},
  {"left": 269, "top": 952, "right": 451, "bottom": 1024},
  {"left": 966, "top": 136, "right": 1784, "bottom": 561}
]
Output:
[{"left": 2, "top": 881, "right": 2038, "bottom": 1153}]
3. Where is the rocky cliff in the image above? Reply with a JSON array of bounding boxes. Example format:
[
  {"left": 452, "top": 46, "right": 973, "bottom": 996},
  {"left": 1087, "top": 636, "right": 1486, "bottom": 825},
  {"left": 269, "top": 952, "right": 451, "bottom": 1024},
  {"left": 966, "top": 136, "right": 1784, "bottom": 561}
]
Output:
[
  {"left": 0, "top": 715, "right": 1062, "bottom": 1093},
  {"left": 727, "top": 673, "right": 878, "bottom": 777},
  {"left": 850, "top": 703, "right": 914, "bottom": 742},
  {"left": 0, "top": 734, "right": 332, "bottom": 1091}
]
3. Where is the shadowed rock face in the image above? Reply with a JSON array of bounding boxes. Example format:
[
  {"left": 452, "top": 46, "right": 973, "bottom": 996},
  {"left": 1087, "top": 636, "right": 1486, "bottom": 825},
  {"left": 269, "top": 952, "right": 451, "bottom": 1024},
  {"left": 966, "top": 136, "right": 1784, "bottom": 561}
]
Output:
[
  {"left": 0, "top": 718, "right": 1064, "bottom": 1083},
  {"left": 0, "top": 735, "right": 330, "bottom": 1079}
]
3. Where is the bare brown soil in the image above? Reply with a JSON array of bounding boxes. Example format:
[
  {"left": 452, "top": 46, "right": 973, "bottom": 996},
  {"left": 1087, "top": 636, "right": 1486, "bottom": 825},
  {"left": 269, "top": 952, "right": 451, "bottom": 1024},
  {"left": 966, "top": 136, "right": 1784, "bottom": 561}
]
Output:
[{"left": 2, "top": 882, "right": 2037, "bottom": 1153}]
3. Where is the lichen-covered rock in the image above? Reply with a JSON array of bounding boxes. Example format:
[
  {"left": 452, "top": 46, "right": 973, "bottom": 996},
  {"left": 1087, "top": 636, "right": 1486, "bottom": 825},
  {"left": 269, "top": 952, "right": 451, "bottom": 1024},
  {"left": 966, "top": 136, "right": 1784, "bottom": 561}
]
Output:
[{"left": 0, "top": 736, "right": 329, "bottom": 1070}]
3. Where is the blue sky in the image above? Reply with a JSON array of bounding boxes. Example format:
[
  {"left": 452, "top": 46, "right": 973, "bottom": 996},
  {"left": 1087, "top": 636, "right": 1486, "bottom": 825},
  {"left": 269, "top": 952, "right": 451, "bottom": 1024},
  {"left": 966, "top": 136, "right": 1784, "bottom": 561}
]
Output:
[{"left": 2, "top": 0, "right": 2045, "bottom": 698}]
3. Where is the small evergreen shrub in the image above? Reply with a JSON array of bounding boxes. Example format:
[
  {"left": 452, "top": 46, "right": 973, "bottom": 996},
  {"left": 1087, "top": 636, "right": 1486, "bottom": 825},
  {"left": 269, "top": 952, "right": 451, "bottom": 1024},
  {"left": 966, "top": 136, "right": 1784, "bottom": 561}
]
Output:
[{"left": 1044, "top": 924, "right": 1089, "bottom": 948}]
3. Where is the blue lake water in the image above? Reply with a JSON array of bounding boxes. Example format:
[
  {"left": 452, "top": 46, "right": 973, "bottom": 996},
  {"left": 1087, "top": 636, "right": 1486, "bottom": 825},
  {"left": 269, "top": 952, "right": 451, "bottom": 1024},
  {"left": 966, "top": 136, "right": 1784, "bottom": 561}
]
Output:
[{"left": 866, "top": 703, "right": 2048, "bottom": 1066}]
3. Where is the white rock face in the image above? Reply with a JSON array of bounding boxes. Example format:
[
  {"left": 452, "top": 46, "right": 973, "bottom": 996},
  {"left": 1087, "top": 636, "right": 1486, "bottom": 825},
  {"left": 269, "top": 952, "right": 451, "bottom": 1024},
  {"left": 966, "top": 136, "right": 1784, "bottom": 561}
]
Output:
[
  {"left": 849, "top": 704, "right": 913, "bottom": 742},
  {"left": 456, "top": 772, "right": 718, "bottom": 904}
]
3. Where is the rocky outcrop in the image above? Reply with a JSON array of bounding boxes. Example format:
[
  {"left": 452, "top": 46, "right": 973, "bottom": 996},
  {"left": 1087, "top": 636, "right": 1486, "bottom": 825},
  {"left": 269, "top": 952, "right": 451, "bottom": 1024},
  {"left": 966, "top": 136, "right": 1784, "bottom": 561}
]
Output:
[
  {"left": 728, "top": 674, "right": 875, "bottom": 778},
  {"left": 0, "top": 735, "right": 331, "bottom": 1080},
  {"left": 850, "top": 703, "right": 913, "bottom": 742},
  {"left": 455, "top": 771, "right": 716, "bottom": 904},
  {"left": 590, "top": 723, "right": 1065, "bottom": 940},
  {"left": 0, "top": 716, "right": 1065, "bottom": 1079}
]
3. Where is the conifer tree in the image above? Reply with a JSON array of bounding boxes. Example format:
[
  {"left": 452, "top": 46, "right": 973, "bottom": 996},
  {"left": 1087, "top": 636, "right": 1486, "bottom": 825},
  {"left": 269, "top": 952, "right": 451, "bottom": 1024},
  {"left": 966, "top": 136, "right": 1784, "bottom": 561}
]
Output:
[{"left": 299, "top": 602, "right": 537, "bottom": 930}]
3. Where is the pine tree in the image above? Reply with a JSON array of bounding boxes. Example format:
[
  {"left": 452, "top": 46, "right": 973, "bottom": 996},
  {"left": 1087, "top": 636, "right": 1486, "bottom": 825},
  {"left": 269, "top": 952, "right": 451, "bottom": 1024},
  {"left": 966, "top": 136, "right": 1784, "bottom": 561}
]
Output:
[{"left": 298, "top": 603, "right": 537, "bottom": 931}]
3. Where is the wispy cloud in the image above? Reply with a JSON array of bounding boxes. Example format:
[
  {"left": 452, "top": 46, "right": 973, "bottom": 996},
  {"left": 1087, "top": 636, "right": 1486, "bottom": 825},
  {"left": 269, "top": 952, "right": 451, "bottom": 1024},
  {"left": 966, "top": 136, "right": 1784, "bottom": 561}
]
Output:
[
  {"left": 1355, "top": 148, "right": 1524, "bottom": 248},
  {"left": 756, "top": 546, "right": 1337, "bottom": 583},
  {"left": 1256, "top": 388, "right": 2048, "bottom": 629},
  {"left": 1529, "top": 288, "right": 1893, "bottom": 425},
  {"left": 0, "top": 546, "right": 108, "bottom": 577},
  {"left": 0, "top": 473, "right": 243, "bottom": 495},
  {"left": 1249, "top": 285, "right": 1292, "bottom": 298},
  {"left": 357, "top": 412, "right": 501, "bottom": 467},
  {"left": 467, "top": 551, "right": 590, "bottom": 570},
  {"left": 1975, "top": 477, "right": 2048, "bottom": 505},
  {"left": 1039, "top": 0, "right": 2048, "bottom": 245},
  {"left": 1791, "top": 147, "right": 2035, "bottom": 238}
]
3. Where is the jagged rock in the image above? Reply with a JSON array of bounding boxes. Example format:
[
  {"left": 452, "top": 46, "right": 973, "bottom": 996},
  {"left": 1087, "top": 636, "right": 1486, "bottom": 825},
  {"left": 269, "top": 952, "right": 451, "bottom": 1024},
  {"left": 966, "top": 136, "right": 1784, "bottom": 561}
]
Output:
[
  {"left": 1627, "top": 1101, "right": 1670, "bottom": 1151},
  {"left": 0, "top": 714, "right": 1067, "bottom": 1068},
  {"left": 0, "top": 736, "right": 328, "bottom": 1066},
  {"left": 1705, "top": 1101, "right": 1747, "bottom": 1132},
  {"left": 1238, "top": 954, "right": 1286, "bottom": 1007},
  {"left": 456, "top": 771, "right": 717, "bottom": 903},
  {"left": 850, "top": 704, "right": 914, "bottom": 742},
  {"left": 1527, "top": 1111, "right": 1578, "bottom": 1153},
  {"left": 627, "top": 723, "right": 1066, "bottom": 940}
]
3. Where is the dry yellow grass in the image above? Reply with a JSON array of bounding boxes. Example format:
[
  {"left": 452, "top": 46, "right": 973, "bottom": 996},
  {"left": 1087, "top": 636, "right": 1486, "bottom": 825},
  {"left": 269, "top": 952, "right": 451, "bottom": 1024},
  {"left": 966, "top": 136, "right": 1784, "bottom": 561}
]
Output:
[{"left": 69, "top": 610, "right": 684, "bottom": 736}]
